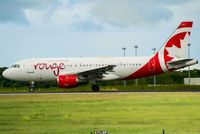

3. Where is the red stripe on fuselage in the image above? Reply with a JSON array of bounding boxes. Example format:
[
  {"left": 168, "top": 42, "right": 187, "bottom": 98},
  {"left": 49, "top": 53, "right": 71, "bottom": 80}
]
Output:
[{"left": 125, "top": 53, "right": 163, "bottom": 80}]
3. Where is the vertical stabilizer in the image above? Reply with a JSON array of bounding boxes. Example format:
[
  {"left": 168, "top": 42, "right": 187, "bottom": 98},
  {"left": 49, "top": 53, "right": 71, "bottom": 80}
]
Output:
[{"left": 158, "top": 21, "right": 193, "bottom": 71}]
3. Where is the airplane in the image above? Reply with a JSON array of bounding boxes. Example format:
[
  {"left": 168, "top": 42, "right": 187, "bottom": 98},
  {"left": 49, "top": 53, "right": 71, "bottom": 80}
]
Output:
[{"left": 2, "top": 21, "right": 198, "bottom": 92}]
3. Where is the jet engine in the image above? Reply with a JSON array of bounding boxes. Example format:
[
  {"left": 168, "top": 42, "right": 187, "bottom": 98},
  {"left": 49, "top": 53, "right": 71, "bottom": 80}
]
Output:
[{"left": 57, "top": 74, "right": 78, "bottom": 88}]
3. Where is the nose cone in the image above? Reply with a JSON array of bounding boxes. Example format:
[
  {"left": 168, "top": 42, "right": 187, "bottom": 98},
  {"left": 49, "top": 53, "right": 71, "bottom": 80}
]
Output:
[
  {"left": 2, "top": 70, "right": 7, "bottom": 79},
  {"left": 2, "top": 69, "right": 11, "bottom": 80},
  {"left": 2, "top": 68, "right": 24, "bottom": 81}
]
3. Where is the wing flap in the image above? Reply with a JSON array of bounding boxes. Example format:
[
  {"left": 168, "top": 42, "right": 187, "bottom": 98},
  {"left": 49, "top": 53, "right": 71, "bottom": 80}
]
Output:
[{"left": 77, "top": 65, "right": 116, "bottom": 81}]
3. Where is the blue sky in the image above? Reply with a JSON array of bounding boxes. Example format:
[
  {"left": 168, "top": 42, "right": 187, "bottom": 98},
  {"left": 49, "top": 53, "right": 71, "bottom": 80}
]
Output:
[{"left": 0, "top": 0, "right": 200, "bottom": 67}]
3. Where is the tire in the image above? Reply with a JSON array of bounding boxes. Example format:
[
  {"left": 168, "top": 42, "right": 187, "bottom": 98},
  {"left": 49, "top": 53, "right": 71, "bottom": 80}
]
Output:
[
  {"left": 29, "top": 88, "right": 35, "bottom": 92},
  {"left": 91, "top": 84, "right": 100, "bottom": 92},
  {"left": 29, "top": 82, "right": 35, "bottom": 92}
]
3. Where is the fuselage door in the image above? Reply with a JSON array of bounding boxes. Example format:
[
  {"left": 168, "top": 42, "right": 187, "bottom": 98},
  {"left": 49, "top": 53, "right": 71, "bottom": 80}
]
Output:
[
  {"left": 148, "top": 58, "right": 155, "bottom": 72},
  {"left": 27, "top": 62, "right": 35, "bottom": 74}
]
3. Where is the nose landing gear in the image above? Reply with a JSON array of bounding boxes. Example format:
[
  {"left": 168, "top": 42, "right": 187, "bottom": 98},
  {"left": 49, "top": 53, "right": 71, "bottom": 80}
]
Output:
[{"left": 29, "top": 81, "right": 35, "bottom": 92}]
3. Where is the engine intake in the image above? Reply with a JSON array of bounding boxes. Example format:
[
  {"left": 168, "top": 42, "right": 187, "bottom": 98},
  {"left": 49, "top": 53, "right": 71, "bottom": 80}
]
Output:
[{"left": 57, "top": 75, "right": 78, "bottom": 88}]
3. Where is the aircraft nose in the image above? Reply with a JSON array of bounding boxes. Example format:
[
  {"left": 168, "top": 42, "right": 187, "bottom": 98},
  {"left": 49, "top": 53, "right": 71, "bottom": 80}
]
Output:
[{"left": 2, "top": 69, "right": 10, "bottom": 79}]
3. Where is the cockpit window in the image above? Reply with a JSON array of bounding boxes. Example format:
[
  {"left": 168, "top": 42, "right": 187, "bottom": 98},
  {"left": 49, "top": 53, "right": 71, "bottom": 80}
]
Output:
[{"left": 11, "top": 64, "right": 20, "bottom": 68}]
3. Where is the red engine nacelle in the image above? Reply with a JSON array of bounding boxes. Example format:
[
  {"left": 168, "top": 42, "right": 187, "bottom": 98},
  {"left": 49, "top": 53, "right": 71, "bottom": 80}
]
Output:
[{"left": 57, "top": 75, "right": 78, "bottom": 88}]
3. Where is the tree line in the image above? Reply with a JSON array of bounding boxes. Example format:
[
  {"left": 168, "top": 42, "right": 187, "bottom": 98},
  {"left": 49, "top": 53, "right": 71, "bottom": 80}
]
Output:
[{"left": 0, "top": 67, "right": 200, "bottom": 88}]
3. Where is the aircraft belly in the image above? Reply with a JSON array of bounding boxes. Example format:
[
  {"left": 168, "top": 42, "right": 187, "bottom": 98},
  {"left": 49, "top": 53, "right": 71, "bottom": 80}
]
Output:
[{"left": 113, "top": 67, "right": 139, "bottom": 79}]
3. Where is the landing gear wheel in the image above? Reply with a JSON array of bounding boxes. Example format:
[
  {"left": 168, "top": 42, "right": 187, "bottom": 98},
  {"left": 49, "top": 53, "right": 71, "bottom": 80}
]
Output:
[
  {"left": 91, "top": 84, "right": 100, "bottom": 92},
  {"left": 29, "top": 81, "right": 35, "bottom": 93},
  {"left": 29, "top": 87, "right": 35, "bottom": 92}
]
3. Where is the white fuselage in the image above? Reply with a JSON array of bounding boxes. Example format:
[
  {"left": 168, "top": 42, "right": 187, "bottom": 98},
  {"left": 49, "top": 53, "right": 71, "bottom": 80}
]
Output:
[{"left": 3, "top": 56, "right": 151, "bottom": 82}]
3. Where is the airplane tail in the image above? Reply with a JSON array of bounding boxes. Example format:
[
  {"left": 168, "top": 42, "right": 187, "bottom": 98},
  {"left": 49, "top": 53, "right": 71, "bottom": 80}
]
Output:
[
  {"left": 157, "top": 21, "right": 198, "bottom": 71},
  {"left": 159, "top": 21, "right": 192, "bottom": 58},
  {"left": 125, "top": 21, "right": 198, "bottom": 80}
]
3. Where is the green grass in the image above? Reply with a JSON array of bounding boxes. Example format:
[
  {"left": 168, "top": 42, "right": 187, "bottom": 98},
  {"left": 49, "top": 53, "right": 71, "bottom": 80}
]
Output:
[
  {"left": 0, "top": 92, "right": 200, "bottom": 134},
  {"left": 1, "top": 84, "right": 200, "bottom": 93}
]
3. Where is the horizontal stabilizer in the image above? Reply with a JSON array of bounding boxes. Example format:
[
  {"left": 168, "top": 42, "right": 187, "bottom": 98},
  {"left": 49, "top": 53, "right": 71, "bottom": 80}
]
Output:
[
  {"left": 168, "top": 58, "right": 193, "bottom": 65},
  {"left": 167, "top": 58, "right": 198, "bottom": 69}
]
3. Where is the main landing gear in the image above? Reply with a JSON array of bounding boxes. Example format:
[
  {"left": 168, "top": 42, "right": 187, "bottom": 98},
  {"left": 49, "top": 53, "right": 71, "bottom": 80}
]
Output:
[
  {"left": 91, "top": 84, "right": 100, "bottom": 92},
  {"left": 29, "top": 81, "right": 35, "bottom": 92}
]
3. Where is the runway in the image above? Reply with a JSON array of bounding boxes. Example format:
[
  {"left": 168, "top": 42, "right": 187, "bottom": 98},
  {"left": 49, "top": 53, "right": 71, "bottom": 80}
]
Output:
[
  {"left": 0, "top": 91, "right": 140, "bottom": 95},
  {"left": 0, "top": 92, "right": 108, "bottom": 95},
  {"left": 0, "top": 90, "right": 200, "bottom": 95}
]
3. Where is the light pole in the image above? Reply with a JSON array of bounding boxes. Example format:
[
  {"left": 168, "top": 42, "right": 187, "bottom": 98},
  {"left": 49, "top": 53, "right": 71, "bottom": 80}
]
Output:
[
  {"left": 188, "top": 43, "right": 191, "bottom": 85},
  {"left": 133, "top": 45, "right": 138, "bottom": 56},
  {"left": 152, "top": 48, "right": 156, "bottom": 86},
  {"left": 122, "top": 47, "right": 126, "bottom": 57},
  {"left": 122, "top": 47, "right": 127, "bottom": 87},
  {"left": 134, "top": 45, "right": 138, "bottom": 86}
]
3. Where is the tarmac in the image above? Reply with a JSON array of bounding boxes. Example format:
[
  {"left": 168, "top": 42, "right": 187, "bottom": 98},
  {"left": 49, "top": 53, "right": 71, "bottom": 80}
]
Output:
[{"left": 0, "top": 90, "right": 200, "bottom": 95}]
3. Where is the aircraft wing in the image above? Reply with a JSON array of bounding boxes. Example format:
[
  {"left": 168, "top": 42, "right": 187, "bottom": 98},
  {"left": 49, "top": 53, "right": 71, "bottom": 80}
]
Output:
[{"left": 77, "top": 65, "right": 116, "bottom": 81}]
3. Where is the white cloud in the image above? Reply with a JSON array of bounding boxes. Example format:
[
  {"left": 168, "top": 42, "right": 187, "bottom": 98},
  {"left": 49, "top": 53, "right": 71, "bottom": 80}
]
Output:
[
  {"left": 92, "top": 0, "right": 143, "bottom": 25},
  {"left": 24, "top": 9, "right": 46, "bottom": 25},
  {"left": 2, "top": 0, "right": 200, "bottom": 31},
  {"left": 90, "top": 0, "right": 173, "bottom": 27},
  {"left": 0, "top": 0, "right": 54, "bottom": 23},
  {"left": 21, "top": 0, "right": 176, "bottom": 31},
  {"left": 168, "top": 0, "right": 200, "bottom": 22},
  {"left": 23, "top": 0, "right": 94, "bottom": 29},
  {"left": 51, "top": 2, "right": 93, "bottom": 25}
]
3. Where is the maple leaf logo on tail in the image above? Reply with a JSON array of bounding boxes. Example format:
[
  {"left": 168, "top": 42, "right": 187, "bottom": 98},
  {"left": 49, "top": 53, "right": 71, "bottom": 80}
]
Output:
[
  {"left": 125, "top": 21, "right": 196, "bottom": 80},
  {"left": 158, "top": 21, "right": 193, "bottom": 71}
]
